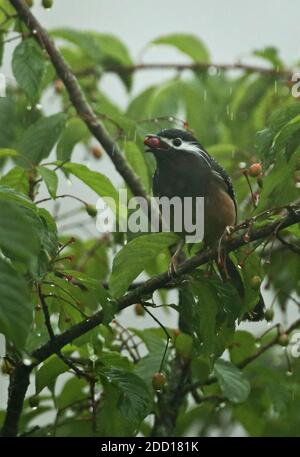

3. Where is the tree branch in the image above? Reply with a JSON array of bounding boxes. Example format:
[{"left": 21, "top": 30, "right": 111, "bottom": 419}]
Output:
[
  {"left": 87, "top": 61, "right": 294, "bottom": 79},
  {"left": 2, "top": 206, "right": 300, "bottom": 436},
  {"left": 9, "top": 0, "right": 148, "bottom": 201}
]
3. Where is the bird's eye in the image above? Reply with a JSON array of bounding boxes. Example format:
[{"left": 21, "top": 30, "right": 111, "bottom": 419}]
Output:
[{"left": 172, "top": 138, "right": 182, "bottom": 147}]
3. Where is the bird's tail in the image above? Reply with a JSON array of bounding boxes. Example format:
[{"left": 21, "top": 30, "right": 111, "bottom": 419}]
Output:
[{"left": 219, "top": 255, "right": 265, "bottom": 322}]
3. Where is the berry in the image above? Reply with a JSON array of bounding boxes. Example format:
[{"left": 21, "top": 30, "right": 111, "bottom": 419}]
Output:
[
  {"left": 250, "top": 275, "right": 262, "bottom": 290},
  {"left": 152, "top": 372, "right": 166, "bottom": 391},
  {"left": 29, "top": 395, "right": 40, "bottom": 408},
  {"left": 278, "top": 334, "right": 289, "bottom": 347},
  {"left": 54, "top": 79, "right": 64, "bottom": 93},
  {"left": 91, "top": 145, "right": 103, "bottom": 159},
  {"left": 134, "top": 303, "right": 145, "bottom": 316},
  {"left": 42, "top": 0, "right": 53, "bottom": 8},
  {"left": 85, "top": 204, "right": 97, "bottom": 218},
  {"left": 248, "top": 163, "right": 262, "bottom": 177},
  {"left": 264, "top": 309, "right": 274, "bottom": 322}
]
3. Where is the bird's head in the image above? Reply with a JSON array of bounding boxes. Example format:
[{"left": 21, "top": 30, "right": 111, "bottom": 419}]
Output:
[{"left": 144, "top": 128, "right": 210, "bottom": 166}]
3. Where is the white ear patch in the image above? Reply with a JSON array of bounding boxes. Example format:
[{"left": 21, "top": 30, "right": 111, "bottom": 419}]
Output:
[{"left": 161, "top": 137, "right": 211, "bottom": 167}]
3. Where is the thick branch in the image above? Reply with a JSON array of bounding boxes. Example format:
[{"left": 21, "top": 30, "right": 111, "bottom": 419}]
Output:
[
  {"left": 9, "top": 0, "right": 148, "bottom": 201},
  {"left": 30, "top": 207, "right": 300, "bottom": 365},
  {"left": 2, "top": 207, "right": 300, "bottom": 436}
]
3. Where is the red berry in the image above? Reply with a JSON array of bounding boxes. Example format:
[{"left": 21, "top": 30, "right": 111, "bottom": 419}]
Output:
[
  {"left": 54, "top": 79, "right": 64, "bottom": 93},
  {"left": 91, "top": 145, "right": 103, "bottom": 159},
  {"left": 248, "top": 163, "right": 262, "bottom": 177},
  {"left": 152, "top": 372, "right": 167, "bottom": 391}
]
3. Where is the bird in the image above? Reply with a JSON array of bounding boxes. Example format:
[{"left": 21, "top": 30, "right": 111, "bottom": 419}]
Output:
[{"left": 144, "top": 128, "right": 265, "bottom": 321}]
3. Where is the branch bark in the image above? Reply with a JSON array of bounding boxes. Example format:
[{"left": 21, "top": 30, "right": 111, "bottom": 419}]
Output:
[
  {"left": 2, "top": 207, "right": 299, "bottom": 436},
  {"left": 90, "top": 62, "right": 293, "bottom": 79},
  {"left": 9, "top": 0, "right": 148, "bottom": 201}
]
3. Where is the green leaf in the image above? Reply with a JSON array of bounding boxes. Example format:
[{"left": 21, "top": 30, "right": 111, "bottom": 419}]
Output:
[
  {"left": 37, "top": 166, "right": 58, "bottom": 199},
  {"left": 214, "top": 358, "right": 251, "bottom": 403},
  {"left": 109, "top": 232, "right": 179, "bottom": 298},
  {"left": 12, "top": 38, "right": 46, "bottom": 103},
  {"left": 190, "top": 280, "right": 218, "bottom": 356},
  {"left": 253, "top": 47, "right": 283, "bottom": 69},
  {"left": 0, "top": 166, "right": 29, "bottom": 195},
  {"left": 52, "top": 29, "right": 133, "bottom": 90},
  {"left": 0, "top": 199, "right": 40, "bottom": 265},
  {"left": 0, "top": 258, "right": 33, "bottom": 347},
  {"left": 152, "top": 33, "right": 210, "bottom": 63},
  {"left": 63, "top": 162, "right": 118, "bottom": 202},
  {"left": 229, "top": 331, "right": 256, "bottom": 365},
  {"left": 36, "top": 355, "right": 69, "bottom": 394},
  {"left": 124, "top": 141, "right": 150, "bottom": 193},
  {"left": 18, "top": 113, "right": 67, "bottom": 166},
  {"left": 103, "top": 368, "right": 152, "bottom": 428},
  {"left": 57, "top": 377, "right": 87, "bottom": 410},
  {"left": 56, "top": 118, "right": 89, "bottom": 162},
  {"left": 132, "top": 328, "right": 167, "bottom": 384}
]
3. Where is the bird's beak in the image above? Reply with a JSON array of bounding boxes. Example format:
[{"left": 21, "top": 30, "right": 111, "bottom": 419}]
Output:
[{"left": 144, "top": 135, "right": 162, "bottom": 151}]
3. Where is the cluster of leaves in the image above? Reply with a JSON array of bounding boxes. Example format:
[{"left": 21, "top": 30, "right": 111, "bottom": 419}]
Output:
[{"left": 0, "top": 0, "right": 300, "bottom": 437}]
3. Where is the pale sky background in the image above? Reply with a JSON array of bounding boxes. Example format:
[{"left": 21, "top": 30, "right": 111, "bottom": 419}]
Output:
[{"left": 1, "top": 0, "right": 299, "bottom": 435}]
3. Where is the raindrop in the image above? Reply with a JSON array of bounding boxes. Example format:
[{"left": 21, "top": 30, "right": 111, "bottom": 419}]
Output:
[
  {"left": 286, "top": 370, "right": 293, "bottom": 377},
  {"left": 296, "top": 182, "right": 300, "bottom": 189},
  {"left": 32, "top": 29, "right": 37, "bottom": 35},
  {"left": 31, "top": 406, "right": 38, "bottom": 411},
  {"left": 208, "top": 66, "right": 217, "bottom": 76},
  {"left": 168, "top": 116, "right": 174, "bottom": 122},
  {"left": 154, "top": 118, "right": 159, "bottom": 124},
  {"left": 239, "top": 162, "right": 247, "bottom": 169},
  {"left": 26, "top": 105, "right": 32, "bottom": 111},
  {"left": 209, "top": 353, "right": 215, "bottom": 358},
  {"left": 255, "top": 341, "right": 261, "bottom": 348},
  {"left": 35, "top": 103, "right": 42, "bottom": 110},
  {"left": 23, "top": 357, "right": 33, "bottom": 366},
  {"left": 219, "top": 402, "right": 226, "bottom": 409}
]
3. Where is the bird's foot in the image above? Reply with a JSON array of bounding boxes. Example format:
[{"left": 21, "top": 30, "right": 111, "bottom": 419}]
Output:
[{"left": 168, "top": 240, "right": 185, "bottom": 279}]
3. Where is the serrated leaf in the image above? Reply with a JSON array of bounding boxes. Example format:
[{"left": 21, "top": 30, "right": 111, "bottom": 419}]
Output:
[
  {"left": 214, "top": 358, "right": 251, "bottom": 403},
  {"left": 0, "top": 199, "right": 40, "bottom": 265},
  {"left": 109, "top": 232, "right": 179, "bottom": 298},
  {"left": 0, "top": 258, "right": 33, "bottom": 348},
  {"left": 37, "top": 166, "right": 58, "bottom": 199},
  {"left": 103, "top": 369, "right": 152, "bottom": 428},
  {"left": 63, "top": 162, "right": 118, "bottom": 202},
  {"left": 18, "top": 113, "right": 67, "bottom": 166},
  {"left": 12, "top": 38, "right": 46, "bottom": 103},
  {"left": 152, "top": 33, "right": 210, "bottom": 63}
]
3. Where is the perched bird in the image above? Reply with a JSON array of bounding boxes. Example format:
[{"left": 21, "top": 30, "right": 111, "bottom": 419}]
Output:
[{"left": 144, "top": 128, "right": 265, "bottom": 321}]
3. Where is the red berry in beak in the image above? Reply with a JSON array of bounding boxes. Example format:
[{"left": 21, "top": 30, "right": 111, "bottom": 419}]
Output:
[{"left": 144, "top": 136, "right": 161, "bottom": 149}]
